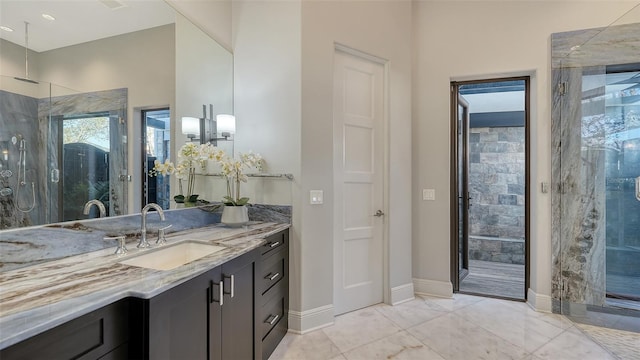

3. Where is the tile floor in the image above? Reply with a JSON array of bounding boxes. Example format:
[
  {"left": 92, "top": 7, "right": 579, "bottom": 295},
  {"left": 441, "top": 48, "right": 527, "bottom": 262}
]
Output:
[{"left": 269, "top": 294, "right": 640, "bottom": 360}]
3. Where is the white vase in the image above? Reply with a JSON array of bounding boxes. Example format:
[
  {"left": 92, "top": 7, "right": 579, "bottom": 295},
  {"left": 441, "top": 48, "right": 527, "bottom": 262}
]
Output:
[{"left": 221, "top": 205, "right": 249, "bottom": 227}]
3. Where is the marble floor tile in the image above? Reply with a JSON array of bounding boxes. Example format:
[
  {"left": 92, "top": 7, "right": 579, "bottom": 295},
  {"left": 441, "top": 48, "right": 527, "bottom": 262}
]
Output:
[
  {"left": 408, "top": 312, "right": 529, "bottom": 360},
  {"left": 342, "top": 331, "right": 444, "bottom": 360},
  {"left": 270, "top": 294, "right": 638, "bottom": 360},
  {"left": 321, "top": 307, "right": 402, "bottom": 353},
  {"left": 575, "top": 323, "right": 640, "bottom": 360},
  {"left": 416, "top": 293, "right": 485, "bottom": 312},
  {"left": 532, "top": 327, "right": 617, "bottom": 360},
  {"left": 268, "top": 330, "right": 342, "bottom": 360},
  {"left": 454, "top": 298, "right": 565, "bottom": 353},
  {"left": 374, "top": 298, "right": 447, "bottom": 329}
]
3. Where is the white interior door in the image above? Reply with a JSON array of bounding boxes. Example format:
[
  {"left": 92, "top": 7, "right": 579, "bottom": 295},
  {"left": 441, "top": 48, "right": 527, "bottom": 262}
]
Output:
[{"left": 333, "top": 48, "right": 385, "bottom": 315}]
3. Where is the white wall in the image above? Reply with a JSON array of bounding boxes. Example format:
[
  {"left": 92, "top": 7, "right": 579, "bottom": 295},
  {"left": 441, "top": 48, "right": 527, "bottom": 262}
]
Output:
[
  {"left": 412, "top": 1, "right": 639, "bottom": 307},
  {"left": 232, "top": 0, "right": 303, "bottom": 320},
  {"left": 167, "top": 0, "right": 233, "bottom": 52}
]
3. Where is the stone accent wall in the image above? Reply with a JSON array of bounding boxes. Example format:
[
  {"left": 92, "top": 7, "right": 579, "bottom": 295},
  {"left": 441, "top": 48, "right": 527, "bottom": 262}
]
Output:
[
  {"left": 469, "top": 236, "right": 525, "bottom": 265},
  {"left": 469, "top": 126, "right": 525, "bottom": 240}
]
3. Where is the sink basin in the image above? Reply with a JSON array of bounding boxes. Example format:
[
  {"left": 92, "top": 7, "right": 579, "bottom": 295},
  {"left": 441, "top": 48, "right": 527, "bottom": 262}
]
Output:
[{"left": 119, "top": 241, "right": 226, "bottom": 271}]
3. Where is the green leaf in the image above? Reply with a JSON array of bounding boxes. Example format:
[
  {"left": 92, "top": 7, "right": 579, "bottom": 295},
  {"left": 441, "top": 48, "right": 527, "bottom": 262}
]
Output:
[{"left": 235, "top": 197, "right": 250, "bottom": 206}]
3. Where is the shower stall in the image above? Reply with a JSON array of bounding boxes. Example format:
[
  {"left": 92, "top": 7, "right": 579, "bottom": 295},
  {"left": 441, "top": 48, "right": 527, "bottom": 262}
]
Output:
[
  {"left": 0, "top": 76, "right": 128, "bottom": 229},
  {"left": 551, "top": 15, "right": 640, "bottom": 331}
]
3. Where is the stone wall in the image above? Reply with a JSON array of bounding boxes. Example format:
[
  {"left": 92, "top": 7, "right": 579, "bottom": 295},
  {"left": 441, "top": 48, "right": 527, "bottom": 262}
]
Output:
[{"left": 469, "top": 126, "right": 525, "bottom": 240}]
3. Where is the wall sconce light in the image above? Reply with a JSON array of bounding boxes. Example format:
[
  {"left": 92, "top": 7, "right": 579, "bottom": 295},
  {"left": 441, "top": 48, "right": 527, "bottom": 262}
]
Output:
[
  {"left": 182, "top": 105, "right": 236, "bottom": 145},
  {"left": 181, "top": 116, "right": 201, "bottom": 141},
  {"left": 216, "top": 114, "right": 235, "bottom": 140}
]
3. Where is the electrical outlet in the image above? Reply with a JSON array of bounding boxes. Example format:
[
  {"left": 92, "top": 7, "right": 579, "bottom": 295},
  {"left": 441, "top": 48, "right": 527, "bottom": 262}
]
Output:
[{"left": 423, "top": 189, "right": 435, "bottom": 201}]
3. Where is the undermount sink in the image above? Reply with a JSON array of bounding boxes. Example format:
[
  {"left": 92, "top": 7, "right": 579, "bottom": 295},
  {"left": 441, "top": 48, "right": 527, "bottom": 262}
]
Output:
[{"left": 119, "top": 241, "right": 227, "bottom": 271}]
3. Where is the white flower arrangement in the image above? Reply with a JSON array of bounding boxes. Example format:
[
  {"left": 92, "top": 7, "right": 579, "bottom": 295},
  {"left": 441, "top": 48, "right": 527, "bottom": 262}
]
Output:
[
  {"left": 150, "top": 142, "right": 225, "bottom": 202},
  {"left": 218, "top": 151, "right": 263, "bottom": 206}
]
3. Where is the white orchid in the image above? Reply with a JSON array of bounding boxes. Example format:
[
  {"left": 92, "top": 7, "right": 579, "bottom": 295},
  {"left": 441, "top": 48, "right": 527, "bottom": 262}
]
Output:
[
  {"left": 150, "top": 143, "right": 225, "bottom": 201},
  {"left": 218, "top": 151, "right": 263, "bottom": 206}
]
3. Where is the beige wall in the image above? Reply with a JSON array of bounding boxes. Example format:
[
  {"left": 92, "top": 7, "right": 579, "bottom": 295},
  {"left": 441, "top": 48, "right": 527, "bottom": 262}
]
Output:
[
  {"left": 412, "top": 0, "right": 639, "bottom": 308},
  {"left": 232, "top": 0, "right": 413, "bottom": 331},
  {"left": 167, "top": 0, "right": 233, "bottom": 52}
]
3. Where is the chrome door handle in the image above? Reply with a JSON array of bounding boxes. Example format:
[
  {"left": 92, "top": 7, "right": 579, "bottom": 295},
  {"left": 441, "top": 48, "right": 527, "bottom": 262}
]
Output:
[
  {"left": 374, "top": 210, "right": 384, "bottom": 217},
  {"left": 636, "top": 176, "right": 640, "bottom": 201}
]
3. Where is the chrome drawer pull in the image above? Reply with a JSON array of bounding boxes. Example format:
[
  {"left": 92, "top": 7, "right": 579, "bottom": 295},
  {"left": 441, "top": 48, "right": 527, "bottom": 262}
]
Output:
[
  {"left": 265, "top": 314, "right": 279, "bottom": 325},
  {"left": 267, "top": 272, "right": 280, "bottom": 281},
  {"left": 269, "top": 241, "right": 280, "bottom": 248}
]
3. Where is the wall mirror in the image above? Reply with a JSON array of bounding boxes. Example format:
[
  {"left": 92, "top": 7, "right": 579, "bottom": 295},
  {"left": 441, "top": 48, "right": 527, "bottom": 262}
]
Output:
[{"left": 0, "top": 0, "right": 233, "bottom": 230}]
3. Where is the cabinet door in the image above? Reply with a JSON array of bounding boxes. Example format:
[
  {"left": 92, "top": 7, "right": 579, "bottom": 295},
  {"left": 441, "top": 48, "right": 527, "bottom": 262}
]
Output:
[
  {"left": 148, "top": 271, "right": 210, "bottom": 360},
  {"left": 216, "top": 249, "right": 259, "bottom": 360}
]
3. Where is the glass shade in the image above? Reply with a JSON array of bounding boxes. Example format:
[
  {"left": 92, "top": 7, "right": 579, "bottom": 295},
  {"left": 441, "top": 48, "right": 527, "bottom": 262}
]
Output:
[
  {"left": 181, "top": 116, "right": 200, "bottom": 135},
  {"left": 216, "top": 114, "right": 235, "bottom": 134}
]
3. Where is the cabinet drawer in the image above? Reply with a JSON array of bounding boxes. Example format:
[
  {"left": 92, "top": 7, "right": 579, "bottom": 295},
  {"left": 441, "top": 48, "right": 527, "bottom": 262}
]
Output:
[
  {"left": 261, "top": 251, "right": 286, "bottom": 295},
  {"left": 261, "top": 231, "right": 287, "bottom": 256},
  {"left": 0, "top": 299, "right": 130, "bottom": 360},
  {"left": 260, "top": 291, "right": 285, "bottom": 340},
  {"left": 261, "top": 305, "right": 288, "bottom": 360}
]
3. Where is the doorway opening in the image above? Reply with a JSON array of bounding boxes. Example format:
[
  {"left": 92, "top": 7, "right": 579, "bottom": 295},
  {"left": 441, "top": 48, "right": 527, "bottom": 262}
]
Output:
[
  {"left": 59, "top": 114, "right": 111, "bottom": 221},
  {"left": 142, "top": 108, "right": 171, "bottom": 210},
  {"left": 451, "top": 77, "right": 530, "bottom": 300}
]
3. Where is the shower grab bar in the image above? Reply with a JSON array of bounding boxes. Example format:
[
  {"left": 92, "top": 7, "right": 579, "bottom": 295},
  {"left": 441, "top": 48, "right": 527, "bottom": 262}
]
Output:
[{"left": 636, "top": 176, "right": 640, "bottom": 201}]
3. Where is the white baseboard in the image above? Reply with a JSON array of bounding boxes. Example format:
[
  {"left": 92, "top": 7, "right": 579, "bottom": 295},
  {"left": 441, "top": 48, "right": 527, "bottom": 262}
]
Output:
[
  {"left": 390, "top": 283, "right": 415, "bottom": 305},
  {"left": 413, "top": 278, "right": 453, "bottom": 298},
  {"left": 288, "top": 304, "right": 334, "bottom": 334},
  {"left": 527, "top": 288, "right": 552, "bottom": 313}
]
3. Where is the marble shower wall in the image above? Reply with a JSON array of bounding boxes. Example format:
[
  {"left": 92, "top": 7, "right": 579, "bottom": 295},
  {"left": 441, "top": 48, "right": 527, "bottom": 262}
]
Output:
[
  {"left": 551, "top": 22, "right": 640, "bottom": 309},
  {"left": 0, "top": 87, "right": 127, "bottom": 229},
  {"left": 0, "top": 90, "right": 46, "bottom": 229}
]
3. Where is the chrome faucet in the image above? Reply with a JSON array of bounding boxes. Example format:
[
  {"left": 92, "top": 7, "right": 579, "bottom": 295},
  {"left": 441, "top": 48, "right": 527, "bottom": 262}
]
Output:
[
  {"left": 83, "top": 199, "right": 106, "bottom": 218},
  {"left": 138, "top": 203, "right": 165, "bottom": 248}
]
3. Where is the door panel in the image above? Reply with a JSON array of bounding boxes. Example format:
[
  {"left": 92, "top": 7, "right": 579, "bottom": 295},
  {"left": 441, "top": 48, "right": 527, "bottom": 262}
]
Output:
[{"left": 333, "top": 49, "right": 384, "bottom": 315}]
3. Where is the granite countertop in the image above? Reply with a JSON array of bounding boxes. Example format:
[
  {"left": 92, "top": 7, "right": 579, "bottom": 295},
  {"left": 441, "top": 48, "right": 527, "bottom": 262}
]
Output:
[{"left": 0, "top": 222, "right": 290, "bottom": 350}]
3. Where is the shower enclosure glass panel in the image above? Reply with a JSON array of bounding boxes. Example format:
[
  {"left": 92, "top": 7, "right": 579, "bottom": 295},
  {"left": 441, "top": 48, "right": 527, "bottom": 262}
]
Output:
[{"left": 552, "top": 18, "right": 640, "bottom": 331}]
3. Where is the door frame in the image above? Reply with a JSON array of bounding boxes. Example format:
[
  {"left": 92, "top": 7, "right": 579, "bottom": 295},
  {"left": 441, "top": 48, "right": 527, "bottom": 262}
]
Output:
[
  {"left": 450, "top": 76, "right": 531, "bottom": 300},
  {"left": 333, "top": 43, "right": 391, "bottom": 310}
]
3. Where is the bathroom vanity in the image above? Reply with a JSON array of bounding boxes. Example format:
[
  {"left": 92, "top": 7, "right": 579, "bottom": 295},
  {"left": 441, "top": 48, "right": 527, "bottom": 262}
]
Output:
[{"left": 0, "top": 222, "right": 289, "bottom": 360}]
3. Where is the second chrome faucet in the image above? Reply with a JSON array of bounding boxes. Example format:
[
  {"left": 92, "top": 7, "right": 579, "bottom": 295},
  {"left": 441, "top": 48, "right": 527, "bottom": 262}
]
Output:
[{"left": 139, "top": 203, "right": 166, "bottom": 248}]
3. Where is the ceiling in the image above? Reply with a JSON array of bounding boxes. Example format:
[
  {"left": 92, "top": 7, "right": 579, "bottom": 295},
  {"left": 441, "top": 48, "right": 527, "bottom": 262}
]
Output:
[{"left": 0, "top": 0, "right": 176, "bottom": 52}]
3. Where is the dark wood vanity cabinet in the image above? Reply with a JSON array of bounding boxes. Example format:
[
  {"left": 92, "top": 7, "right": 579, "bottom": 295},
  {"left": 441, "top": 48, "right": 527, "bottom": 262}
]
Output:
[
  {"left": 0, "top": 229, "right": 289, "bottom": 360},
  {"left": 0, "top": 299, "right": 131, "bottom": 360},
  {"left": 143, "top": 248, "right": 259, "bottom": 360}
]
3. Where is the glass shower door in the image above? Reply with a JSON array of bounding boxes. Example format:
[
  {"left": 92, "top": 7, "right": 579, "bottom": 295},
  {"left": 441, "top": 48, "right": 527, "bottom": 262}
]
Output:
[{"left": 603, "top": 69, "right": 640, "bottom": 306}]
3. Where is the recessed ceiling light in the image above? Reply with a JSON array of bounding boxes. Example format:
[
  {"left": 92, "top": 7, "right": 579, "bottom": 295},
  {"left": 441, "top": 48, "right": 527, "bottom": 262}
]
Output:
[
  {"left": 42, "top": 13, "right": 56, "bottom": 21},
  {"left": 0, "top": 26, "right": 14, "bottom": 32}
]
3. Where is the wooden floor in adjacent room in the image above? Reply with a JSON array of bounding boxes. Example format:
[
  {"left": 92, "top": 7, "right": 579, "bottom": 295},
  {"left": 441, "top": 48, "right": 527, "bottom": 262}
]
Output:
[{"left": 459, "top": 260, "right": 525, "bottom": 299}]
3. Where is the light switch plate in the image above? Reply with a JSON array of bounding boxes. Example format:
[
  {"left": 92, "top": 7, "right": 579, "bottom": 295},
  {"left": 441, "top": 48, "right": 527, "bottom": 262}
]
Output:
[
  {"left": 310, "top": 190, "right": 323, "bottom": 205},
  {"left": 423, "top": 189, "right": 435, "bottom": 201}
]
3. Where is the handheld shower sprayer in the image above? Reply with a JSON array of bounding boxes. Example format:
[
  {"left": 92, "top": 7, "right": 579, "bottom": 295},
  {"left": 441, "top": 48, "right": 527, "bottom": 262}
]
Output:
[{"left": 15, "top": 136, "right": 35, "bottom": 213}]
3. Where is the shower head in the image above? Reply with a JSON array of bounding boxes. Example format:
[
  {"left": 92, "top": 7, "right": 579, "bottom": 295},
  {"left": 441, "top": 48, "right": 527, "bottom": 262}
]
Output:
[
  {"left": 16, "top": 22, "right": 39, "bottom": 84},
  {"left": 14, "top": 77, "right": 39, "bottom": 84}
]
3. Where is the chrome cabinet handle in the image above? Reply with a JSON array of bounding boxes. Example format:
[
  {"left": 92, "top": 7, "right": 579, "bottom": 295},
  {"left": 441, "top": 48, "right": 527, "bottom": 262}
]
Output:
[
  {"left": 373, "top": 210, "right": 384, "bottom": 217},
  {"left": 265, "top": 314, "right": 279, "bottom": 325},
  {"left": 269, "top": 241, "right": 280, "bottom": 248},
  {"left": 266, "top": 272, "right": 280, "bottom": 281},
  {"left": 219, "top": 281, "right": 224, "bottom": 306},
  {"left": 636, "top": 177, "right": 640, "bottom": 201},
  {"left": 223, "top": 274, "right": 235, "bottom": 298},
  {"left": 210, "top": 281, "right": 223, "bottom": 306}
]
